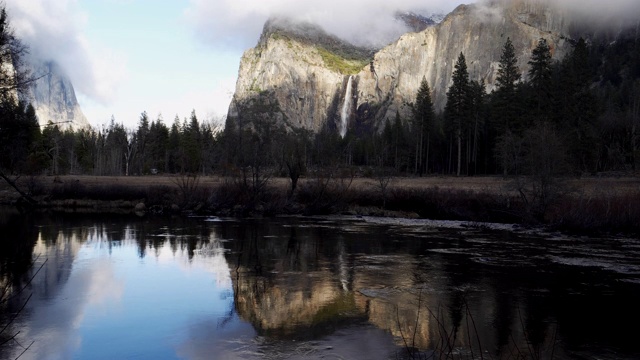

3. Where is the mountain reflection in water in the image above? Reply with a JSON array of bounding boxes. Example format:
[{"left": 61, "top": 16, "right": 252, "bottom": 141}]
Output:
[{"left": 1, "top": 210, "right": 639, "bottom": 359}]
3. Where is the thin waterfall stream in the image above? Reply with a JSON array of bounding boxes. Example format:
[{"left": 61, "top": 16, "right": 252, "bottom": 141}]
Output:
[{"left": 340, "top": 76, "right": 353, "bottom": 138}]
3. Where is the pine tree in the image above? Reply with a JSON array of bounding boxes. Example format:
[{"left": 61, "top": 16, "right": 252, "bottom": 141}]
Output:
[
  {"left": 0, "top": 101, "right": 41, "bottom": 173},
  {"left": 184, "top": 110, "right": 202, "bottom": 173},
  {"left": 0, "top": 6, "right": 29, "bottom": 103},
  {"left": 147, "top": 116, "right": 169, "bottom": 173},
  {"left": 556, "top": 38, "right": 598, "bottom": 172},
  {"left": 168, "top": 116, "right": 182, "bottom": 173},
  {"left": 412, "top": 77, "right": 435, "bottom": 175},
  {"left": 41, "top": 121, "right": 63, "bottom": 175},
  {"left": 0, "top": 5, "right": 39, "bottom": 182},
  {"left": 73, "top": 128, "right": 96, "bottom": 174},
  {"left": 569, "top": 38, "right": 591, "bottom": 90},
  {"left": 528, "top": 38, "right": 553, "bottom": 121},
  {"left": 491, "top": 38, "right": 524, "bottom": 175},
  {"left": 493, "top": 37, "right": 522, "bottom": 134},
  {"left": 392, "top": 111, "right": 407, "bottom": 172},
  {"left": 104, "top": 117, "right": 127, "bottom": 175},
  {"left": 468, "top": 80, "right": 486, "bottom": 175},
  {"left": 136, "top": 111, "right": 150, "bottom": 174},
  {"left": 496, "top": 38, "right": 521, "bottom": 92},
  {"left": 445, "top": 53, "right": 471, "bottom": 176}
]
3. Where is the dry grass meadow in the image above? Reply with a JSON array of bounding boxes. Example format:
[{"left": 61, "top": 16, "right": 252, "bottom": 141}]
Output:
[
  {"left": 1, "top": 174, "right": 638, "bottom": 205},
  {"left": 3, "top": 174, "right": 637, "bottom": 195},
  {"left": 1, "top": 174, "right": 638, "bottom": 233}
]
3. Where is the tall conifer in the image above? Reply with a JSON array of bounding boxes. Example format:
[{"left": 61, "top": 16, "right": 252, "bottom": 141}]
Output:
[
  {"left": 528, "top": 38, "right": 553, "bottom": 121},
  {"left": 412, "top": 77, "right": 435, "bottom": 175},
  {"left": 494, "top": 37, "right": 522, "bottom": 133},
  {"left": 445, "top": 53, "right": 471, "bottom": 176}
]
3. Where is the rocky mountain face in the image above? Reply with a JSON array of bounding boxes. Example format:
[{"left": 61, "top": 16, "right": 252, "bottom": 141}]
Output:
[
  {"left": 227, "top": 17, "right": 373, "bottom": 133},
  {"left": 395, "top": 12, "right": 443, "bottom": 33},
  {"left": 356, "top": 0, "right": 574, "bottom": 123},
  {"left": 23, "top": 60, "right": 90, "bottom": 130},
  {"left": 228, "top": 0, "right": 586, "bottom": 134}
]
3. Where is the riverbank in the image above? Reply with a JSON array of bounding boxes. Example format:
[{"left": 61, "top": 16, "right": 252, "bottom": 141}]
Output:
[{"left": 1, "top": 174, "right": 639, "bottom": 234}]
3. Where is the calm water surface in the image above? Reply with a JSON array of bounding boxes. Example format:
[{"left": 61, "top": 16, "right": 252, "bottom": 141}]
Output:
[{"left": 1, "top": 208, "right": 639, "bottom": 359}]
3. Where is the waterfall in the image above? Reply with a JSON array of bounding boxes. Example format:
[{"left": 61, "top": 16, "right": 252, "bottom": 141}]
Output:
[{"left": 340, "top": 76, "right": 353, "bottom": 139}]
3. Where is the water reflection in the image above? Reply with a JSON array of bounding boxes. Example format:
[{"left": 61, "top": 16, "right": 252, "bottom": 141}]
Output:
[
  {"left": 1, "top": 213, "right": 244, "bottom": 360},
  {"left": 219, "top": 218, "right": 640, "bottom": 359},
  {"left": 1, "top": 211, "right": 640, "bottom": 359}
]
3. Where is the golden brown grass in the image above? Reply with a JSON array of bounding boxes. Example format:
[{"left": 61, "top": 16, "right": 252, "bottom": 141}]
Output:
[
  {"left": 1, "top": 174, "right": 639, "bottom": 233},
  {"left": 2, "top": 174, "right": 638, "bottom": 201}
]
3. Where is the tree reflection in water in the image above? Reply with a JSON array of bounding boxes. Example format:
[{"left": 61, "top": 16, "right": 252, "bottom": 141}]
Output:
[
  {"left": 0, "top": 212, "right": 639, "bottom": 359},
  {"left": 0, "top": 208, "right": 40, "bottom": 354},
  {"left": 219, "top": 218, "right": 640, "bottom": 359}
]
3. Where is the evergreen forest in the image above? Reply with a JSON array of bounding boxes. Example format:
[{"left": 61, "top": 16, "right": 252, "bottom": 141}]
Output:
[{"left": 3, "top": 36, "right": 639, "bottom": 181}]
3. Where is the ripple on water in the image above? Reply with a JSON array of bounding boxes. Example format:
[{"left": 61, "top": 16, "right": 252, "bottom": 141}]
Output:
[{"left": 547, "top": 255, "right": 640, "bottom": 275}]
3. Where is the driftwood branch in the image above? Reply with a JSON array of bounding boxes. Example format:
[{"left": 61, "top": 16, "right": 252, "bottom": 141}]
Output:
[{"left": 0, "top": 170, "right": 38, "bottom": 206}]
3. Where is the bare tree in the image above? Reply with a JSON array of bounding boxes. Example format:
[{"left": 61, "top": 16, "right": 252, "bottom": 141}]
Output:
[
  {"left": 375, "top": 165, "right": 393, "bottom": 210},
  {"left": 173, "top": 173, "right": 200, "bottom": 208},
  {"left": 509, "top": 123, "right": 570, "bottom": 219},
  {"left": 0, "top": 5, "right": 44, "bottom": 205},
  {"left": 0, "top": 6, "right": 32, "bottom": 103},
  {"left": 124, "top": 129, "right": 137, "bottom": 176},
  {"left": 281, "top": 128, "right": 310, "bottom": 197},
  {"left": 495, "top": 129, "right": 524, "bottom": 177}
]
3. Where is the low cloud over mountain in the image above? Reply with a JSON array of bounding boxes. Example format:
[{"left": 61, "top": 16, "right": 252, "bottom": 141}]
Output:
[
  {"left": 185, "top": 0, "right": 461, "bottom": 49},
  {"left": 186, "top": 0, "right": 640, "bottom": 51},
  {"left": 6, "top": 0, "right": 126, "bottom": 105}
]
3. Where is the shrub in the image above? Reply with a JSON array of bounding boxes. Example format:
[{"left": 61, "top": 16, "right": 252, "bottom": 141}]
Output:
[
  {"left": 548, "top": 190, "right": 640, "bottom": 234},
  {"left": 317, "top": 47, "right": 369, "bottom": 75}
]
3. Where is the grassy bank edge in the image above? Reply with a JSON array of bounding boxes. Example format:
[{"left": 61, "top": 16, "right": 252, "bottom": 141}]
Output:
[{"left": 1, "top": 175, "right": 638, "bottom": 235}]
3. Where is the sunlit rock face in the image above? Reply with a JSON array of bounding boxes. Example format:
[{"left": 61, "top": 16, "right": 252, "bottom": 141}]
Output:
[
  {"left": 233, "top": 269, "right": 359, "bottom": 335},
  {"left": 228, "top": 18, "right": 363, "bottom": 133},
  {"left": 229, "top": 0, "right": 577, "bottom": 133},
  {"left": 356, "top": 0, "right": 573, "bottom": 122},
  {"left": 30, "top": 228, "right": 86, "bottom": 299},
  {"left": 227, "top": 230, "right": 364, "bottom": 335},
  {"left": 24, "top": 60, "right": 90, "bottom": 131},
  {"left": 224, "top": 227, "right": 435, "bottom": 347}
]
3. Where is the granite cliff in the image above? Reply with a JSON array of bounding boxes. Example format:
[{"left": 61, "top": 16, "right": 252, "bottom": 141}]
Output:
[
  {"left": 228, "top": 0, "right": 587, "bottom": 135},
  {"left": 24, "top": 60, "right": 91, "bottom": 130},
  {"left": 227, "top": 17, "right": 373, "bottom": 133}
]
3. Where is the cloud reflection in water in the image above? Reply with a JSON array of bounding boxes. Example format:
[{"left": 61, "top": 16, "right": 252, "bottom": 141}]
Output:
[{"left": 9, "top": 226, "right": 237, "bottom": 360}]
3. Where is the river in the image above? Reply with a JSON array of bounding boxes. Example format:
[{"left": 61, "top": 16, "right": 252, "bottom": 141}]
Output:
[{"left": 1, "top": 208, "right": 639, "bottom": 359}]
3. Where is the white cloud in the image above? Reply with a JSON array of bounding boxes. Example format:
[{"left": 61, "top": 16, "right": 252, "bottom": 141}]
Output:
[
  {"left": 7, "top": 0, "right": 638, "bottom": 130},
  {"left": 144, "top": 78, "right": 236, "bottom": 124},
  {"left": 545, "top": 0, "right": 640, "bottom": 15},
  {"left": 185, "top": 0, "right": 462, "bottom": 50},
  {"left": 186, "top": 0, "right": 640, "bottom": 51},
  {"left": 80, "top": 75, "right": 235, "bottom": 128},
  {"left": 479, "top": 0, "right": 640, "bottom": 22},
  {"left": 6, "top": 0, "right": 127, "bottom": 104}
]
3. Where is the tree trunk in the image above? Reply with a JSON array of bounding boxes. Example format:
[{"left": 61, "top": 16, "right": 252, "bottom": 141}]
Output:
[
  {"left": 457, "top": 128, "right": 462, "bottom": 177},
  {"left": 415, "top": 141, "right": 419, "bottom": 175},
  {"left": 473, "top": 114, "right": 479, "bottom": 175},
  {"left": 448, "top": 135, "right": 453, "bottom": 175},
  {"left": 466, "top": 128, "right": 471, "bottom": 176},
  {"left": 418, "top": 129, "right": 424, "bottom": 176},
  {"left": 631, "top": 86, "right": 639, "bottom": 170},
  {"left": 425, "top": 133, "right": 430, "bottom": 175},
  {"left": 0, "top": 171, "right": 38, "bottom": 207}
]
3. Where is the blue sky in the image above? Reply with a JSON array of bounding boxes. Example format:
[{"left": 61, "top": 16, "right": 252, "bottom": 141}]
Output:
[
  {"left": 76, "top": 0, "right": 242, "bottom": 128},
  {"left": 7, "top": 0, "right": 463, "bottom": 128},
  {"left": 8, "top": 0, "right": 241, "bottom": 128}
]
